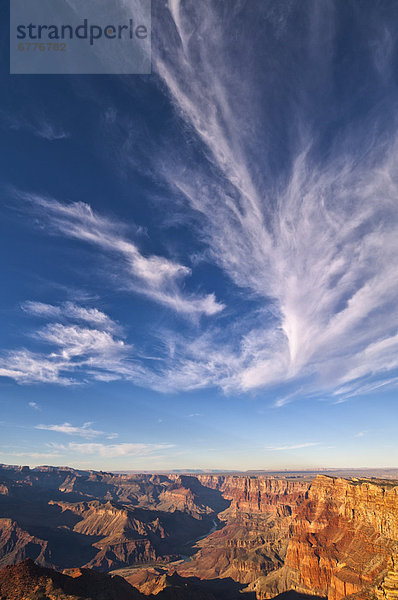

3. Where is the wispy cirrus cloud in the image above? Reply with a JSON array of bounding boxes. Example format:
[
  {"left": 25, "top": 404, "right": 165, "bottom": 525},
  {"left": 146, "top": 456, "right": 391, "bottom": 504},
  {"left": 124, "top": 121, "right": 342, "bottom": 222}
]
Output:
[
  {"left": 35, "top": 323, "right": 127, "bottom": 361},
  {"left": 8, "top": 452, "right": 64, "bottom": 461},
  {"left": 14, "top": 191, "right": 224, "bottom": 318},
  {"left": 0, "top": 306, "right": 145, "bottom": 385},
  {"left": 27, "top": 120, "right": 69, "bottom": 141},
  {"left": 0, "top": 349, "right": 75, "bottom": 385},
  {"left": 0, "top": 111, "right": 69, "bottom": 140},
  {"left": 35, "top": 421, "right": 117, "bottom": 439},
  {"left": 49, "top": 441, "right": 174, "bottom": 458},
  {"left": 142, "top": 0, "right": 398, "bottom": 399},
  {"left": 6, "top": 442, "right": 173, "bottom": 462},
  {"left": 22, "top": 301, "right": 120, "bottom": 333},
  {"left": 266, "top": 442, "right": 319, "bottom": 451},
  {"left": 333, "top": 375, "right": 398, "bottom": 404}
]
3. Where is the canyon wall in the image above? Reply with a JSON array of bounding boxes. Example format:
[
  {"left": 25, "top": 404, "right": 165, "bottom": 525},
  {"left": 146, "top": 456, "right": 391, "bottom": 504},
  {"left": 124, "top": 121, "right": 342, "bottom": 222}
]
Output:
[
  {"left": 173, "top": 475, "right": 398, "bottom": 600},
  {"left": 197, "top": 475, "right": 310, "bottom": 515},
  {"left": 174, "top": 475, "right": 310, "bottom": 598},
  {"left": 285, "top": 476, "right": 398, "bottom": 600}
]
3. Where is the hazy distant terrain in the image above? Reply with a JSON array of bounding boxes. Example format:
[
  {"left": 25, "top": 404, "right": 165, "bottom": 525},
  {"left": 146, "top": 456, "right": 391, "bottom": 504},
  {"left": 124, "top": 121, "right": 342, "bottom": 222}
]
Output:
[{"left": 118, "top": 469, "right": 398, "bottom": 480}]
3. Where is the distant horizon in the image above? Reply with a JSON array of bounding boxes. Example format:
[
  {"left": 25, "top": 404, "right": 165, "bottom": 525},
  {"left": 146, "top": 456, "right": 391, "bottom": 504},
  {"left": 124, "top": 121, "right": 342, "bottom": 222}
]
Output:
[{"left": 2, "top": 462, "right": 398, "bottom": 477}]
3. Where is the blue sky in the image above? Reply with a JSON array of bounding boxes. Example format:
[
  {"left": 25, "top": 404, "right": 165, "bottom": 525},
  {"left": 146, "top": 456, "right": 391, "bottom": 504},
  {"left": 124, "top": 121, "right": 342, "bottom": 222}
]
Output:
[{"left": 1, "top": 0, "right": 398, "bottom": 471}]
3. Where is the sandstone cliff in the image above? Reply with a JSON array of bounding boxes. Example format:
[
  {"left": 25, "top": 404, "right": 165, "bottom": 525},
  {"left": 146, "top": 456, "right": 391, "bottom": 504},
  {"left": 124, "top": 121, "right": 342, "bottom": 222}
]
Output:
[
  {"left": 174, "top": 476, "right": 310, "bottom": 598},
  {"left": 197, "top": 475, "right": 309, "bottom": 515},
  {"left": 283, "top": 476, "right": 398, "bottom": 600},
  {"left": 173, "top": 475, "right": 398, "bottom": 600},
  {"left": 376, "top": 554, "right": 398, "bottom": 600}
]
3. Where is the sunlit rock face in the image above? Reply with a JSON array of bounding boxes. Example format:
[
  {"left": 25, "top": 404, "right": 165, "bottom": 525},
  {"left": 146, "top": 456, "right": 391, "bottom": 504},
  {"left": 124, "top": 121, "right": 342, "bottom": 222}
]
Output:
[
  {"left": 172, "top": 475, "right": 312, "bottom": 598},
  {"left": 172, "top": 475, "right": 398, "bottom": 600},
  {"left": 284, "top": 476, "right": 398, "bottom": 600},
  {"left": 376, "top": 555, "right": 398, "bottom": 600},
  {"left": 196, "top": 475, "right": 310, "bottom": 515}
]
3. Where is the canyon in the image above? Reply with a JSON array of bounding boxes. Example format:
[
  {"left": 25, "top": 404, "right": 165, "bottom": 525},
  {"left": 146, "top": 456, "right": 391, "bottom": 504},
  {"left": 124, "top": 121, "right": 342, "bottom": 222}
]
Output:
[{"left": 0, "top": 464, "right": 397, "bottom": 600}]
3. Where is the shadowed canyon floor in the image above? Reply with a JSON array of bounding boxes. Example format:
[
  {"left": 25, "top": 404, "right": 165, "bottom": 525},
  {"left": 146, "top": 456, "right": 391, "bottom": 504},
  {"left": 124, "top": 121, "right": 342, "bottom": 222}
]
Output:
[{"left": 0, "top": 465, "right": 397, "bottom": 600}]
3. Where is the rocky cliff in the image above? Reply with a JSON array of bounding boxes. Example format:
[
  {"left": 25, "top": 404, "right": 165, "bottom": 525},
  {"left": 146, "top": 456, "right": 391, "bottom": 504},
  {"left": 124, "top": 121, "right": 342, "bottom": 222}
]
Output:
[
  {"left": 283, "top": 476, "right": 398, "bottom": 600},
  {"left": 376, "top": 554, "right": 398, "bottom": 600},
  {"left": 197, "top": 475, "right": 310, "bottom": 515},
  {"left": 173, "top": 476, "right": 310, "bottom": 598},
  {"left": 172, "top": 475, "right": 398, "bottom": 600}
]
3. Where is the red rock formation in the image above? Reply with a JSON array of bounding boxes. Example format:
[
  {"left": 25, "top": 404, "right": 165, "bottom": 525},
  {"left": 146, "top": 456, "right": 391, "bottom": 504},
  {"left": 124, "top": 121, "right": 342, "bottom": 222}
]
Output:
[
  {"left": 376, "top": 554, "right": 398, "bottom": 600},
  {"left": 283, "top": 476, "right": 398, "bottom": 600},
  {"left": 197, "top": 475, "right": 309, "bottom": 516},
  {"left": 145, "top": 475, "right": 396, "bottom": 600},
  {"left": 173, "top": 476, "right": 309, "bottom": 598}
]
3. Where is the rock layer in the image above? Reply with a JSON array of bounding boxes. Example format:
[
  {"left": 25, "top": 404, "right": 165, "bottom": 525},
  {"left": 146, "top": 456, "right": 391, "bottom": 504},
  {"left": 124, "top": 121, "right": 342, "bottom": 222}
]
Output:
[{"left": 173, "top": 475, "right": 398, "bottom": 600}]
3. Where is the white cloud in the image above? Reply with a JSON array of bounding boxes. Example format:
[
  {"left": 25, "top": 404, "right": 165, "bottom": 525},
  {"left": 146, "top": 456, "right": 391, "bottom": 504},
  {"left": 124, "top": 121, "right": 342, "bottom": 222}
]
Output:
[
  {"left": 8, "top": 452, "right": 63, "bottom": 460},
  {"left": 266, "top": 442, "right": 320, "bottom": 451},
  {"left": 29, "top": 121, "right": 69, "bottom": 141},
  {"left": 35, "top": 421, "right": 116, "bottom": 439},
  {"left": 28, "top": 401, "right": 40, "bottom": 411},
  {"left": 6, "top": 441, "right": 174, "bottom": 465},
  {"left": 0, "top": 321, "right": 146, "bottom": 386},
  {"left": 15, "top": 192, "right": 224, "bottom": 318},
  {"left": 0, "top": 350, "right": 74, "bottom": 385},
  {"left": 22, "top": 301, "right": 119, "bottom": 333},
  {"left": 35, "top": 323, "right": 127, "bottom": 360},
  {"left": 273, "top": 391, "right": 303, "bottom": 409},
  {"left": 51, "top": 441, "right": 174, "bottom": 458},
  {"left": 144, "top": 1, "right": 398, "bottom": 398},
  {"left": 334, "top": 376, "right": 398, "bottom": 401}
]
